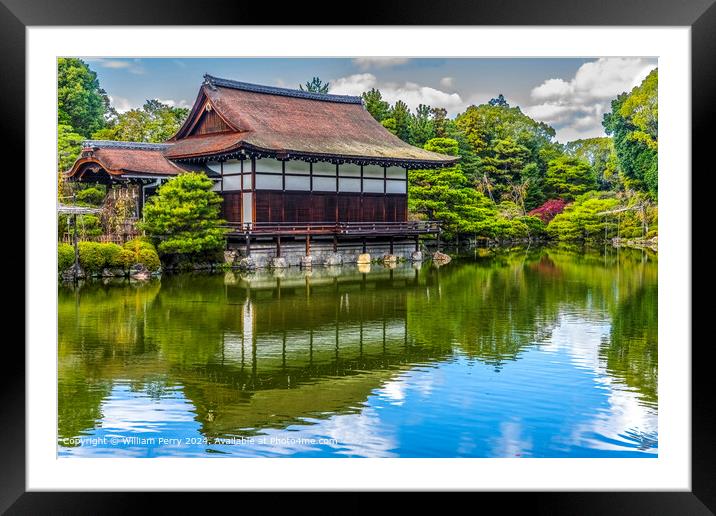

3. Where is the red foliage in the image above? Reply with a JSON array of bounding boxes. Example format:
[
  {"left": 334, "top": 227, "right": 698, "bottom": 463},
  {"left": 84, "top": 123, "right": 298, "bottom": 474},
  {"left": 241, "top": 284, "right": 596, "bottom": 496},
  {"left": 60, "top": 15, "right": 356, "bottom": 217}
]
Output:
[{"left": 527, "top": 199, "right": 568, "bottom": 223}]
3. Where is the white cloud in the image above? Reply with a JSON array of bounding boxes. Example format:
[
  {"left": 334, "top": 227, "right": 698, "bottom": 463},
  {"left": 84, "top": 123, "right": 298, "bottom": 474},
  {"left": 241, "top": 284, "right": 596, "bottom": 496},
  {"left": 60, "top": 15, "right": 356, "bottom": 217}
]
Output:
[
  {"left": 108, "top": 95, "right": 135, "bottom": 113},
  {"left": 353, "top": 57, "right": 411, "bottom": 70},
  {"left": 524, "top": 57, "right": 656, "bottom": 142},
  {"left": 85, "top": 58, "right": 145, "bottom": 75},
  {"left": 157, "top": 98, "right": 190, "bottom": 109},
  {"left": 531, "top": 78, "right": 572, "bottom": 101},
  {"left": 329, "top": 73, "right": 466, "bottom": 115},
  {"left": 440, "top": 76, "right": 454, "bottom": 89},
  {"left": 329, "top": 73, "right": 378, "bottom": 96},
  {"left": 101, "top": 60, "right": 132, "bottom": 69}
]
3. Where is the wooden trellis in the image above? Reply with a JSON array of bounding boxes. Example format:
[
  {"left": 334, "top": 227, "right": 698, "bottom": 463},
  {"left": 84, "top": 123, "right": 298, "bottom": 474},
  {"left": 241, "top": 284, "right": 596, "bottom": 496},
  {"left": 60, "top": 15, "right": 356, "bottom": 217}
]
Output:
[{"left": 598, "top": 203, "right": 649, "bottom": 239}]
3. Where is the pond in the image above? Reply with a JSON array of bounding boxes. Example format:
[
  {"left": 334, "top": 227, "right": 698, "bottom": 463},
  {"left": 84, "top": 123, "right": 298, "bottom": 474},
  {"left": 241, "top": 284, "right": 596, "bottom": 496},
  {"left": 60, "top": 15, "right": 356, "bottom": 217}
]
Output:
[{"left": 58, "top": 247, "right": 658, "bottom": 458}]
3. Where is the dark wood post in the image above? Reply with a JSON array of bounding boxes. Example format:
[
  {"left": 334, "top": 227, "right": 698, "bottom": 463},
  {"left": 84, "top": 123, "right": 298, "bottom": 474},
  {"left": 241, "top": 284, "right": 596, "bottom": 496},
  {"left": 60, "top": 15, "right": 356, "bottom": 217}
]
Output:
[
  {"left": 276, "top": 236, "right": 282, "bottom": 258},
  {"left": 362, "top": 238, "right": 367, "bottom": 254},
  {"left": 414, "top": 235, "right": 419, "bottom": 252},
  {"left": 73, "top": 213, "right": 79, "bottom": 271},
  {"left": 389, "top": 236, "right": 394, "bottom": 254},
  {"left": 305, "top": 234, "right": 311, "bottom": 256},
  {"left": 245, "top": 233, "right": 251, "bottom": 256},
  {"left": 332, "top": 235, "right": 338, "bottom": 252},
  {"left": 72, "top": 193, "right": 79, "bottom": 276}
]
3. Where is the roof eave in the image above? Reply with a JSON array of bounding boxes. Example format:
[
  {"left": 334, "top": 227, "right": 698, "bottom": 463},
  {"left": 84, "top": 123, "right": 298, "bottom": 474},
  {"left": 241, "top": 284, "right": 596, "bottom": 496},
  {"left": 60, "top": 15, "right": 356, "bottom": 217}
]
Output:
[{"left": 168, "top": 141, "right": 459, "bottom": 168}]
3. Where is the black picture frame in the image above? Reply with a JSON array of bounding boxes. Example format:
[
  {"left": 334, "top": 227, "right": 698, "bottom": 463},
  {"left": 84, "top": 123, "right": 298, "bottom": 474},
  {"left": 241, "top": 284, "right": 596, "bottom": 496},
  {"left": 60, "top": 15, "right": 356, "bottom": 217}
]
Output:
[{"left": 4, "top": 0, "right": 710, "bottom": 512}]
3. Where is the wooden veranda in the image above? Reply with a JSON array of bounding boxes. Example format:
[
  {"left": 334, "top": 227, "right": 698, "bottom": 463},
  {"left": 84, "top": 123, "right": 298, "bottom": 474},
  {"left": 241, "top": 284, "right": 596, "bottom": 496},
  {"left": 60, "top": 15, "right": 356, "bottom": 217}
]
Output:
[{"left": 224, "top": 220, "right": 441, "bottom": 255}]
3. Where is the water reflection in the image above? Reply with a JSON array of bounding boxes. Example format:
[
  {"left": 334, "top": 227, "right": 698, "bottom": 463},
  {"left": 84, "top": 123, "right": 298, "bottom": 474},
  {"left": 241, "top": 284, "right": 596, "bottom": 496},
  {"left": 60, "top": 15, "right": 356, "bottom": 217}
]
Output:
[{"left": 58, "top": 247, "right": 657, "bottom": 457}]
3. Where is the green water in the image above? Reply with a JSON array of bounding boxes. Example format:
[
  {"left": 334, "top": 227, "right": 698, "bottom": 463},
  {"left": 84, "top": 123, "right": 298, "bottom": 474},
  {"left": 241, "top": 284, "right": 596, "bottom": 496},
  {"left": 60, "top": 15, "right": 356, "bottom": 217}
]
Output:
[{"left": 58, "top": 247, "right": 658, "bottom": 457}]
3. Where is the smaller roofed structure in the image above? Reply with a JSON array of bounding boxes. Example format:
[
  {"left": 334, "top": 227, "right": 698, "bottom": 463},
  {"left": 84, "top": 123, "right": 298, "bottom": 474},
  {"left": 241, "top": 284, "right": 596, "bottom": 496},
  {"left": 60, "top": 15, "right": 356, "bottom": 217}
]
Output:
[{"left": 66, "top": 141, "right": 212, "bottom": 183}]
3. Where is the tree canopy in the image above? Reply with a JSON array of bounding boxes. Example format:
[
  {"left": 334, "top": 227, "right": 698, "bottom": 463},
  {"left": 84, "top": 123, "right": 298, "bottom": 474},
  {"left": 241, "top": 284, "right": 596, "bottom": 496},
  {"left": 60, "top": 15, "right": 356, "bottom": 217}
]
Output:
[
  {"left": 57, "top": 58, "right": 111, "bottom": 138},
  {"left": 92, "top": 99, "right": 189, "bottom": 143},
  {"left": 56, "top": 59, "right": 658, "bottom": 246},
  {"left": 603, "top": 68, "right": 658, "bottom": 197},
  {"left": 359, "top": 70, "right": 658, "bottom": 244},
  {"left": 299, "top": 77, "right": 330, "bottom": 93},
  {"left": 139, "top": 173, "right": 227, "bottom": 258}
]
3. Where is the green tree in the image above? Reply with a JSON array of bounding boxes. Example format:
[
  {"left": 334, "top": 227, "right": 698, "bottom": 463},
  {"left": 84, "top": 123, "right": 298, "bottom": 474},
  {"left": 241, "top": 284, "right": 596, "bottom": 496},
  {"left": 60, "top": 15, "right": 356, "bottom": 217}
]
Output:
[
  {"left": 565, "top": 137, "right": 621, "bottom": 191},
  {"left": 547, "top": 193, "right": 620, "bottom": 243},
  {"left": 57, "top": 58, "right": 111, "bottom": 137},
  {"left": 92, "top": 99, "right": 189, "bottom": 143},
  {"left": 478, "top": 137, "right": 531, "bottom": 202},
  {"left": 603, "top": 69, "right": 658, "bottom": 197},
  {"left": 430, "top": 107, "right": 448, "bottom": 138},
  {"left": 522, "top": 162, "right": 546, "bottom": 211},
  {"left": 139, "top": 173, "right": 227, "bottom": 258},
  {"left": 409, "top": 104, "right": 435, "bottom": 147},
  {"left": 362, "top": 88, "right": 390, "bottom": 122},
  {"left": 410, "top": 138, "right": 500, "bottom": 240},
  {"left": 57, "top": 124, "right": 85, "bottom": 172},
  {"left": 423, "top": 137, "right": 459, "bottom": 156},
  {"left": 544, "top": 155, "right": 597, "bottom": 200},
  {"left": 620, "top": 69, "right": 658, "bottom": 151},
  {"left": 387, "top": 100, "right": 412, "bottom": 143},
  {"left": 381, "top": 117, "right": 397, "bottom": 135},
  {"left": 488, "top": 94, "right": 509, "bottom": 107},
  {"left": 456, "top": 102, "right": 557, "bottom": 156},
  {"left": 454, "top": 102, "right": 560, "bottom": 192},
  {"left": 299, "top": 77, "right": 330, "bottom": 94}
]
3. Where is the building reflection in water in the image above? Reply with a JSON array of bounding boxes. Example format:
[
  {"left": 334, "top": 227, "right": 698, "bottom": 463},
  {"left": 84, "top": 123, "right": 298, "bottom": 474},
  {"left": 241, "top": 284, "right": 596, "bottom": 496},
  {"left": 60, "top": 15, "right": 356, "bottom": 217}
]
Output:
[{"left": 58, "top": 249, "right": 658, "bottom": 457}]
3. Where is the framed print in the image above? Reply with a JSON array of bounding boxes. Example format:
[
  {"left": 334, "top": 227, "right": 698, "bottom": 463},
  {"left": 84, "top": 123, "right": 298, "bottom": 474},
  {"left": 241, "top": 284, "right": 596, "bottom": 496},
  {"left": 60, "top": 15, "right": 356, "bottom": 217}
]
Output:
[{"left": 4, "top": 0, "right": 712, "bottom": 512}]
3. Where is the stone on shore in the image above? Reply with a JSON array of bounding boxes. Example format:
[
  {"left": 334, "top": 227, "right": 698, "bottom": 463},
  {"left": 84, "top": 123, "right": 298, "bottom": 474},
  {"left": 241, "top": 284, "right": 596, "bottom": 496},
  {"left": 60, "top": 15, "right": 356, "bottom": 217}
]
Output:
[
  {"left": 129, "top": 263, "right": 151, "bottom": 280},
  {"left": 432, "top": 251, "right": 452, "bottom": 266},
  {"left": 238, "top": 256, "right": 257, "bottom": 270},
  {"left": 269, "top": 256, "right": 288, "bottom": 269},
  {"left": 300, "top": 255, "right": 313, "bottom": 269},
  {"left": 224, "top": 249, "right": 239, "bottom": 266},
  {"left": 102, "top": 267, "right": 126, "bottom": 278},
  {"left": 357, "top": 253, "right": 371, "bottom": 264},
  {"left": 61, "top": 264, "right": 84, "bottom": 281},
  {"left": 410, "top": 250, "right": 423, "bottom": 262}
]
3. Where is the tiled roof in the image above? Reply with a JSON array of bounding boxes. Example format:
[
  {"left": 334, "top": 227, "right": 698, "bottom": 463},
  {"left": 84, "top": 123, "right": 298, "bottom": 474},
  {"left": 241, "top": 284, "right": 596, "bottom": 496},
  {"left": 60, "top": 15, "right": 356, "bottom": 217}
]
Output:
[
  {"left": 168, "top": 76, "right": 458, "bottom": 166},
  {"left": 203, "top": 75, "right": 362, "bottom": 105},
  {"left": 66, "top": 142, "right": 187, "bottom": 178},
  {"left": 163, "top": 132, "right": 248, "bottom": 160},
  {"left": 66, "top": 77, "right": 460, "bottom": 179}
]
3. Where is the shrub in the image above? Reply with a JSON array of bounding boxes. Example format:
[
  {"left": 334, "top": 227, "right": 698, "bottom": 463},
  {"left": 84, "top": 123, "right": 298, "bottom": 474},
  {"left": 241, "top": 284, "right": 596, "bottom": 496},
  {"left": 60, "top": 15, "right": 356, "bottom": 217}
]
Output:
[
  {"left": 77, "top": 242, "right": 105, "bottom": 273},
  {"left": 123, "top": 238, "right": 156, "bottom": 254},
  {"left": 547, "top": 194, "right": 619, "bottom": 243},
  {"left": 120, "top": 238, "right": 161, "bottom": 271},
  {"left": 518, "top": 215, "right": 547, "bottom": 239},
  {"left": 527, "top": 199, "right": 567, "bottom": 223},
  {"left": 137, "top": 248, "right": 161, "bottom": 271},
  {"left": 99, "top": 243, "right": 123, "bottom": 268},
  {"left": 75, "top": 185, "right": 106, "bottom": 206},
  {"left": 112, "top": 248, "right": 136, "bottom": 270},
  {"left": 139, "top": 172, "right": 227, "bottom": 259},
  {"left": 58, "top": 243, "right": 75, "bottom": 271}
]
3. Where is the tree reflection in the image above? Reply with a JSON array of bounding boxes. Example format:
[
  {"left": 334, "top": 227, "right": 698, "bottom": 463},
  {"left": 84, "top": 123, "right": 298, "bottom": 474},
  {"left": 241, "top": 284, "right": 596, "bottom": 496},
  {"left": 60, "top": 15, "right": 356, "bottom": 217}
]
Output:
[{"left": 58, "top": 248, "right": 657, "bottom": 443}]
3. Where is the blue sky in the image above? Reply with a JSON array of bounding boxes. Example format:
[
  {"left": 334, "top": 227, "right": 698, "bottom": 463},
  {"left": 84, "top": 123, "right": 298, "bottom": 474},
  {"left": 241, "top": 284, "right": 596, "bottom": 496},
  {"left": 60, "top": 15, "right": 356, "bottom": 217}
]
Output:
[{"left": 82, "top": 57, "right": 657, "bottom": 143}]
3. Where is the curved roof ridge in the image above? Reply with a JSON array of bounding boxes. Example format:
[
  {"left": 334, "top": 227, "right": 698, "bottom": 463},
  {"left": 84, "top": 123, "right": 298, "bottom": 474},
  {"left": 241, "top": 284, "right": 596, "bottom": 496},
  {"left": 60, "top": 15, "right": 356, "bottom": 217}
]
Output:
[
  {"left": 203, "top": 74, "right": 363, "bottom": 105},
  {"left": 83, "top": 140, "right": 173, "bottom": 151}
]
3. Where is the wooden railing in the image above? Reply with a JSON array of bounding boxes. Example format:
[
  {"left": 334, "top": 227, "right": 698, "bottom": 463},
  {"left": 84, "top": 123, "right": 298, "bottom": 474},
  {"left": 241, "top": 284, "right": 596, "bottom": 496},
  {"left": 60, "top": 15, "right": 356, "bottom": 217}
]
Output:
[{"left": 222, "top": 220, "right": 441, "bottom": 236}]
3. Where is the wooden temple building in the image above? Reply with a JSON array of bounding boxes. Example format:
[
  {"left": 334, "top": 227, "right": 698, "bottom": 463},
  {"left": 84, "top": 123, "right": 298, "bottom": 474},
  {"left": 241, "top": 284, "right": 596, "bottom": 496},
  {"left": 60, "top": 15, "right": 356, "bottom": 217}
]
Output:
[{"left": 66, "top": 75, "right": 457, "bottom": 265}]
